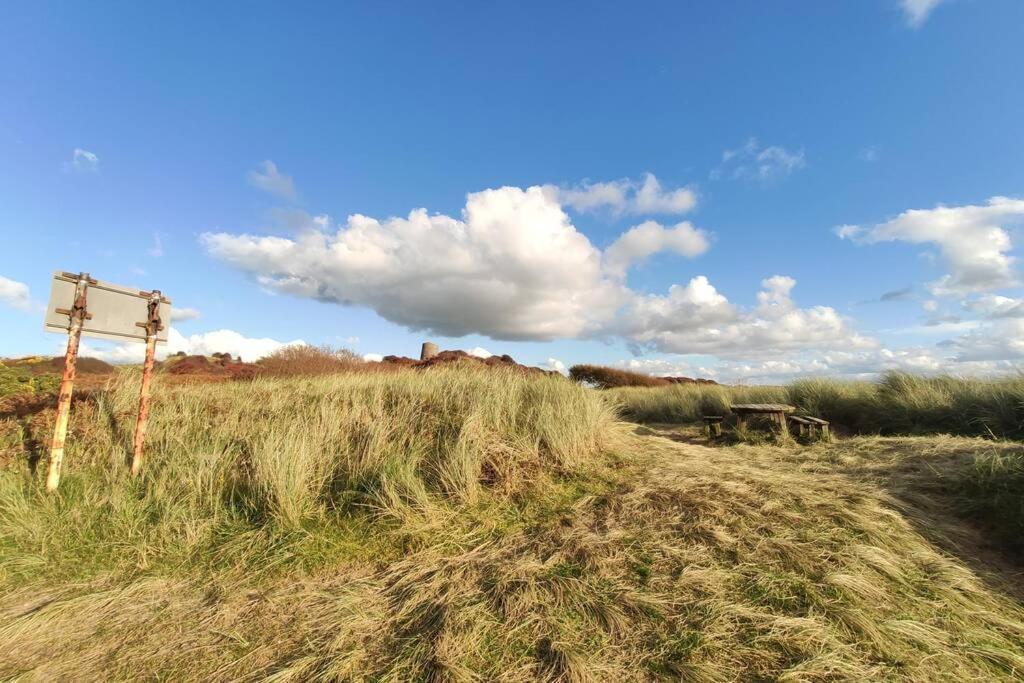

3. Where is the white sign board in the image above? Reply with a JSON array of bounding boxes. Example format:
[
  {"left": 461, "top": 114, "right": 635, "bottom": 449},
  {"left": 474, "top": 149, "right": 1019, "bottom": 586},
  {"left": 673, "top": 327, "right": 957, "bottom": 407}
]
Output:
[{"left": 44, "top": 272, "right": 172, "bottom": 344}]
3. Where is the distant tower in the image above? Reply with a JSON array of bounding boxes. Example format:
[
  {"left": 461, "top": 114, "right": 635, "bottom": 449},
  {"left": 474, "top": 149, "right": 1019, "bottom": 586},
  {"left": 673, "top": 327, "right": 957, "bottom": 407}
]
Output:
[{"left": 420, "top": 341, "right": 439, "bottom": 361}]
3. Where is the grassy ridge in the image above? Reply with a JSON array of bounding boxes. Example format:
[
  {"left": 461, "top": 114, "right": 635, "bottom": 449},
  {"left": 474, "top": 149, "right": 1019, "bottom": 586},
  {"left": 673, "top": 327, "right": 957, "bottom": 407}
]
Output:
[
  {"left": 0, "top": 368, "right": 619, "bottom": 582},
  {"left": 2, "top": 369, "right": 1024, "bottom": 679},
  {"left": 610, "top": 371, "right": 1024, "bottom": 439}
]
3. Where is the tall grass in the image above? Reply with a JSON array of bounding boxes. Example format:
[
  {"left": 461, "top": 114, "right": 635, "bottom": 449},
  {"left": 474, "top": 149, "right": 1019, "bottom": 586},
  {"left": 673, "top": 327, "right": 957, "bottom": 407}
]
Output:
[
  {"left": 609, "top": 382, "right": 786, "bottom": 423},
  {"left": 611, "top": 371, "right": 1024, "bottom": 439},
  {"left": 0, "top": 367, "right": 620, "bottom": 584}
]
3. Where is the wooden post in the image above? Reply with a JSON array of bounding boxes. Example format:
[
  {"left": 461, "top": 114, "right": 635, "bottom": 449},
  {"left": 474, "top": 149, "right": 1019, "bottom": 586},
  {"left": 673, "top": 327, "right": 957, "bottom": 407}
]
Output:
[
  {"left": 46, "top": 273, "right": 89, "bottom": 492},
  {"left": 130, "top": 291, "right": 162, "bottom": 477},
  {"left": 777, "top": 412, "right": 789, "bottom": 436}
]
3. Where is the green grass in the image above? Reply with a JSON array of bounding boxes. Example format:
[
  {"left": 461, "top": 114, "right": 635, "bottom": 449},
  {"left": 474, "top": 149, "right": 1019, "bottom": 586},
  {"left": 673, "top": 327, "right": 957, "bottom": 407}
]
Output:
[
  {"left": 610, "top": 371, "right": 1024, "bottom": 439},
  {"left": 0, "top": 362, "right": 60, "bottom": 400},
  {"left": 2, "top": 369, "right": 1024, "bottom": 680}
]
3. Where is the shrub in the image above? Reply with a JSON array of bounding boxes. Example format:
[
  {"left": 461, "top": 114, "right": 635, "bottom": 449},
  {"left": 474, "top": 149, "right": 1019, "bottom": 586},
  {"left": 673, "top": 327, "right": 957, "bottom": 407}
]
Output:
[
  {"left": 570, "top": 364, "right": 671, "bottom": 389},
  {"left": 256, "top": 344, "right": 369, "bottom": 377}
]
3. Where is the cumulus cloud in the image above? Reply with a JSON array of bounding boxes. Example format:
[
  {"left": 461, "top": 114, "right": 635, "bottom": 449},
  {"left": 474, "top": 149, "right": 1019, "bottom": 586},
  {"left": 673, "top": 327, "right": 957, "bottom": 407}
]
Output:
[
  {"left": 604, "top": 220, "right": 710, "bottom": 278},
  {"left": 836, "top": 197, "right": 1024, "bottom": 296},
  {"left": 467, "top": 347, "right": 493, "bottom": 358},
  {"left": 901, "top": 0, "right": 944, "bottom": 27},
  {"left": 203, "top": 185, "right": 630, "bottom": 341},
  {"left": 0, "top": 275, "right": 34, "bottom": 311},
  {"left": 547, "top": 173, "right": 697, "bottom": 215},
  {"left": 204, "top": 183, "right": 863, "bottom": 362},
  {"left": 170, "top": 307, "right": 201, "bottom": 322},
  {"left": 247, "top": 160, "right": 297, "bottom": 201},
  {"left": 363, "top": 353, "right": 384, "bottom": 362},
  {"left": 63, "top": 148, "right": 98, "bottom": 173},
  {"left": 81, "top": 327, "right": 304, "bottom": 364},
  {"left": 615, "top": 275, "right": 873, "bottom": 358},
  {"left": 711, "top": 138, "right": 805, "bottom": 182}
]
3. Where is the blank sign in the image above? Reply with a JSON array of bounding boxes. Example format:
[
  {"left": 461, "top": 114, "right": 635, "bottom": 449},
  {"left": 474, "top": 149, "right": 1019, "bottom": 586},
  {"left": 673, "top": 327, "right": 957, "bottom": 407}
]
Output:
[{"left": 44, "top": 272, "right": 171, "bottom": 344}]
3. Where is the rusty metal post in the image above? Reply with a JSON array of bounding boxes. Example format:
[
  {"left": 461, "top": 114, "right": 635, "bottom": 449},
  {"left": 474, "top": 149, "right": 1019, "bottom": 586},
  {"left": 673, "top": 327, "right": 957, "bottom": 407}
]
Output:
[
  {"left": 46, "top": 273, "right": 90, "bottom": 492},
  {"left": 130, "top": 291, "right": 162, "bottom": 477}
]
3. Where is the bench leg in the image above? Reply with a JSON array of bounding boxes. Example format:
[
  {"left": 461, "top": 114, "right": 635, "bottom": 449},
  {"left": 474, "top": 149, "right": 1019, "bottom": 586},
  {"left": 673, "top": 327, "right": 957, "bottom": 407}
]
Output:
[{"left": 712, "top": 422, "right": 721, "bottom": 437}]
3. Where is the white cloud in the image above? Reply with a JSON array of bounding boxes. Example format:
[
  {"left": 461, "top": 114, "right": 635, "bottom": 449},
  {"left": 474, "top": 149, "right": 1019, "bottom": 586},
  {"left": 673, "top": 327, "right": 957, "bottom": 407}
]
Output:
[
  {"left": 901, "top": 0, "right": 944, "bottom": 27},
  {"left": 81, "top": 327, "right": 305, "bottom": 364},
  {"left": 544, "top": 357, "right": 567, "bottom": 374},
  {"left": 616, "top": 342, "right": 1019, "bottom": 384},
  {"left": 858, "top": 146, "right": 880, "bottom": 163},
  {"left": 467, "top": 346, "right": 493, "bottom": 358},
  {"left": 203, "top": 185, "right": 631, "bottom": 341},
  {"left": 942, "top": 318, "right": 1024, "bottom": 362},
  {"left": 547, "top": 173, "right": 697, "bottom": 216},
  {"left": 923, "top": 299, "right": 939, "bottom": 312},
  {"left": 148, "top": 232, "right": 164, "bottom": 258},
  {"left": 0, "top": 275, "right": 34, "bottom": 311},
  {"left": 711, "top": 138, "right": 805, "bottom": 182},
  {"left": 247, "top": 160, "right": 297, "bottom": 201},
  {"left": 170, "top": 307, "right": 201, "bottom": 322},
  {"left": 604, "top": 220, "right": 710, "bottom": 278},
  {"left": 204, "top": 183, "right": 864, "bottom": 362},
  {"left": 613, "top": 357, "right": 717, "bottom": 380},
  {"left": 615, "top": 275, "right": 873, "bottom": 358},
  {"left": 963, "top": 294, "right": 1024, "bottom": 319},
  {"left": 63, "top": 148, "right": 98, "bottom": 173},
  {"left": 837, "top": 197, "right": 1024, "bottom": 296},
  {"left": 363, "top": 353, "right": 384, "bottom": 362}
]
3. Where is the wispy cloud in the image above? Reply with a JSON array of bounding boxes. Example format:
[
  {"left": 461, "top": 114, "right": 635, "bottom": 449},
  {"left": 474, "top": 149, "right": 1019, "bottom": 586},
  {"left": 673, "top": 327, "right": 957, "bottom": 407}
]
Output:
[
  {"left": 901, "top": 0, "right": 945, "bottom": 27},
  {"left": 148, "top": 232, "right": 164, "bottom": 257},
  {"left": 62, "top": 148, "right": 99, "bottom": 173},
  {"left": 858, "top": 146, "right": 880, "bottom": 163},
  {"left": 711, "top": 138, "right": 805, "bottom": 183},
  {"left": 247, "top": 160, "right": 297, "bottom": 201},
  {"left": 547, "top": 173, "right": 697, "bottom": 216},
  {"left": 0, "top": 275, "right": 35, "bottom": 311},
  {"left": 170, "top": 307, "right": 201, "bottom": 322},
  {"left": 880, "top": 286, "right": 913, "bottom": 302}
]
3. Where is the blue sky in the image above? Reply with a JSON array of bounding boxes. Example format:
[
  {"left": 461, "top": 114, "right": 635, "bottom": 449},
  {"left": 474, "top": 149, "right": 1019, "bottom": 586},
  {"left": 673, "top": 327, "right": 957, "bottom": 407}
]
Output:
[{"left": 2, "top": 0, "right": 1023, "bottom": 382}]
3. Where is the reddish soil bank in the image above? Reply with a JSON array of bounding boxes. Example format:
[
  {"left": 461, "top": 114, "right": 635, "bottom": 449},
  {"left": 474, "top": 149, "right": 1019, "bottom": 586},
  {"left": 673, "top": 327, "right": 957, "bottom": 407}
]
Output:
[
  {"left": 382, "top": 350, "right": 560, "bottom": 376},
  {"left": 163, "top": 355, "right": 259, "bottom": 380}
]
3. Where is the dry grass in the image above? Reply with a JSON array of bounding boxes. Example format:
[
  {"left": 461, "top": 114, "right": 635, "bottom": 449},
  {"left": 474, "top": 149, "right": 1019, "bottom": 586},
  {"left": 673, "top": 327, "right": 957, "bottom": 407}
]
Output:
[{"left": 1, "top": 370, "right": 1024, "bottom": 680}]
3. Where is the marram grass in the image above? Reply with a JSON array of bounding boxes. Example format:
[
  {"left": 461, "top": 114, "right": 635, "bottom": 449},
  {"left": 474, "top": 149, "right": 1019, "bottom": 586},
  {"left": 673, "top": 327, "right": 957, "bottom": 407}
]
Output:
[
  {"left": 611, "top": 370, "right": 1024, "bottom": 439},
  {"left": 1, "top": 368, "right": 1024, "bottom": 680}
]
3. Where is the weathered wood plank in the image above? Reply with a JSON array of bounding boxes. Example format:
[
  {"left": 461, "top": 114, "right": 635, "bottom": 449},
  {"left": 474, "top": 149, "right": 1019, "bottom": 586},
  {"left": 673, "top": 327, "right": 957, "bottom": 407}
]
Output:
[{"left": 730, "top": 403, "right": 796, "bottom": 414}]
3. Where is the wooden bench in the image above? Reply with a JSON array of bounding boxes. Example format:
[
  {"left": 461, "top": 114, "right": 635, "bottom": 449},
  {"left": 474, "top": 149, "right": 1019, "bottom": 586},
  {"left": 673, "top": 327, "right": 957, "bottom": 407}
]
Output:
[
  {"left": 788, "top": 415, "right": 831, "bottom": 441},
  {"left": 702, "top": 415, "right": 724, "bottom": 439}
]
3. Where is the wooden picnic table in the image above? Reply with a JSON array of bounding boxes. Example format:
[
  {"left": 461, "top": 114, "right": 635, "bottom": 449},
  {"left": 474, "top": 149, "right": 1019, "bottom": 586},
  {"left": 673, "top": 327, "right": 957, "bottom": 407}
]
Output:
[{"left": 730, "top": 403, "right": 796, "bottom": 434}]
